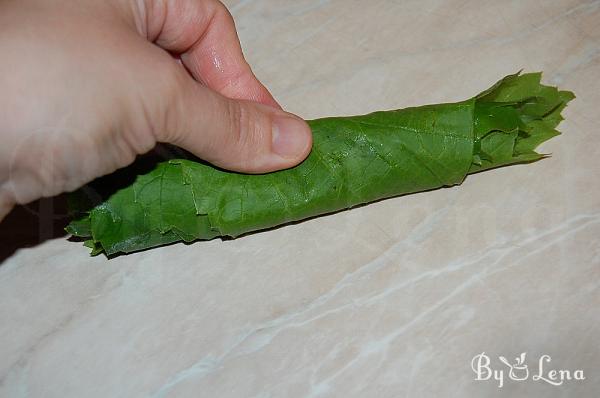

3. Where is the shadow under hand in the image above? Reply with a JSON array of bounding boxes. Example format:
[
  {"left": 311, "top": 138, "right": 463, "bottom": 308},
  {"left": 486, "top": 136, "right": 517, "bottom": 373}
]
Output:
[
  {"left": 0, "top": 144, "right": 196, "bottom": 263},
  {"left": 0, "top": 195, "right": 69, "bottom": 263}
]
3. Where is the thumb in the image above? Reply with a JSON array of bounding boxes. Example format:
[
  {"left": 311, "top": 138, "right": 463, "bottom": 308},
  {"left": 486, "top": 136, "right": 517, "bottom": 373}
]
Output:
[{"left": 159, "top": 72, "right": 312, "bottom": 174}]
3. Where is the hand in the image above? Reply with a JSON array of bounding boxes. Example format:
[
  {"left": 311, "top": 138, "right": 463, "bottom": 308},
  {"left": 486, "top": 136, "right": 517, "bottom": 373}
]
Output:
[{"left": 0, "top": 0, "right": 312, "bottom": 220}]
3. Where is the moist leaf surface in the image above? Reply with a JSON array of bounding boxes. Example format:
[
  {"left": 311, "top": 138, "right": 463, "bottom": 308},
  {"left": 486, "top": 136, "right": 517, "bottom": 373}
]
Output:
[{"left": 67, "top": 72, "right": 574, "bottom": 255}]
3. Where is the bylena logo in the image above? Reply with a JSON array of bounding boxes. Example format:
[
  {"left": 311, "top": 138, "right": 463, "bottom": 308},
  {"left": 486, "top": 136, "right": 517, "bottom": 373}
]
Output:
[{"left": 471, "top": 352, "right": 585, "bottom": 388}]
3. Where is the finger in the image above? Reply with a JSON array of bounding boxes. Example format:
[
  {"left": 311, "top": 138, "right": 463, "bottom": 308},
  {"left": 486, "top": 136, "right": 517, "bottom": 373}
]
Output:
[
  {"left": 156, "top": 66, "right": 311, "bottom": 173},
  {"left": 143, "top": 0, "right": 280, "bottom": 108}
]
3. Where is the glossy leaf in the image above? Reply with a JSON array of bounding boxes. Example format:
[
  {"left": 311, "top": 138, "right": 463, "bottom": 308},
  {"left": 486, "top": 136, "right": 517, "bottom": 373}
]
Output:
[{"left": 67, "top": 72, "right": 574, "bottom": 255}]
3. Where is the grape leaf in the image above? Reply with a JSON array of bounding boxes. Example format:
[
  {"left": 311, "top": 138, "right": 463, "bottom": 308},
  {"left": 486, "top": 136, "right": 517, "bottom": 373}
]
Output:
[{"left": 67, "top": 72, "right": 574, "bottom": 255}]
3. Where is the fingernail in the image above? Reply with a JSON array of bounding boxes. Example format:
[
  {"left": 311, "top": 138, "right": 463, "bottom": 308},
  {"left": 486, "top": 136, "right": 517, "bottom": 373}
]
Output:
[{"left": 271, "top": 115, "right": 310, "bottom": 159}]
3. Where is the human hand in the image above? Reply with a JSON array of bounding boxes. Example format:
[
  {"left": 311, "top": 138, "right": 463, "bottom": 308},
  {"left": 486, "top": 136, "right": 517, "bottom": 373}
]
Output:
[{"left": 0, "top": 0, "right": 312, "bottom": 221}]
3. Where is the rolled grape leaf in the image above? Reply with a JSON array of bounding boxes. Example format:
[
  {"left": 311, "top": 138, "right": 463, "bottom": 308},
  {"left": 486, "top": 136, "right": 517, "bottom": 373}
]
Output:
[{"left": 67, "top": 72, "right": 574, "bottom": 256}]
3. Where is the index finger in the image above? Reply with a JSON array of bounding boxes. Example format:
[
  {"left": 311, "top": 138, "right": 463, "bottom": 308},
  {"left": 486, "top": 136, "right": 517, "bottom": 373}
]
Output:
[{"left": 142, "top": 0, "right": 281, "bottom": 108}]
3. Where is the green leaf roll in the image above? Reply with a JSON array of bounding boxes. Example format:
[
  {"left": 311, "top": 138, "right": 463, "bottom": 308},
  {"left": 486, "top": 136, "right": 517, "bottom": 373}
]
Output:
[{"left": 67, "top": 72, "right": 575, "bottom": 255}]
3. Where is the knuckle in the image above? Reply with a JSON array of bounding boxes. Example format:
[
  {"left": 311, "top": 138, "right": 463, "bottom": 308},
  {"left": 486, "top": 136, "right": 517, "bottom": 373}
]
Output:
[
  {"left": 209, "top": 0, "right": 233, "bottom": 21},
  {"left": 6, "top": 130, "right": 68, "bottom": 203},
  {"left": 225, "top": 101, "right": 267, "bottom": 160},
  {"left": 153, "top": 63, "right": 189, "bottom": 143},
  {"left": 226, "top": 100, "right": 245, "bottom": 148}
]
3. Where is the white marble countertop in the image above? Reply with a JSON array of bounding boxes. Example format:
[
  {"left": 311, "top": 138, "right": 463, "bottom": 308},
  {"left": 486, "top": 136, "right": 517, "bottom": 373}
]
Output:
[{"left": 1, "top": 0, "right": 599, "bottom": 397}]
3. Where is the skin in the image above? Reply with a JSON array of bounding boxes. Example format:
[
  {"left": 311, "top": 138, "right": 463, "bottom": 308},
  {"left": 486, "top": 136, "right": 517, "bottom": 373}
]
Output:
[{"left": 0, "top": 0, "right": 313, "bottom": 221}]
